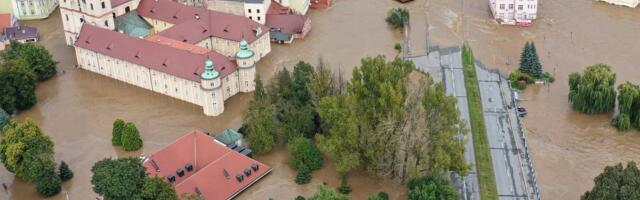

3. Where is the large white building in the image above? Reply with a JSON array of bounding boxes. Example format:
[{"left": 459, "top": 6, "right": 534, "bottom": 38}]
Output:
[
  {"left": 597, "top": 0, "right": 639, "bottom": 8},
  {"left": 62, "top": 0, "right": 271, "bottom": 116},
  {"left": 489, "top": 0, "right": 538, "bottom": 25},
  {"left": 6, "top": 0, "right": 59, "bottom": 20}
]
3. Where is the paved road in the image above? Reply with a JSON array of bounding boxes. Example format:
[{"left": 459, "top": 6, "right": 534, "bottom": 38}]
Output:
[{"left": 411, "top": 46, "right": 540, "bottom": 200}]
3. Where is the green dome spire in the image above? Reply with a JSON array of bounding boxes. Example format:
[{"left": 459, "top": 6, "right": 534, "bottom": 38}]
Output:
[
  {"left": 236, "top": 39, "right": 254, "bottom": 59},
  {"left": 200, "top": 59, "right": 219, "bottom": 80}
]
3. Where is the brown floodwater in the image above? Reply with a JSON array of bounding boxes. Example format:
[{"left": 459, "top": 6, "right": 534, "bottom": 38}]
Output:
[
  {"left": 0, "top": 0, "right": 418, "bottom": 199},
  {"left": 4, "top": 0, "right": 636, "bottom": 199}
]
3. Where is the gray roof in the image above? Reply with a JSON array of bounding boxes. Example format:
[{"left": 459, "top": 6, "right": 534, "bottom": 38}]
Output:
[
  {"left": 269, "top": 30, "right": 291, "bottom": 41},
  {"left": 3, "top": 26, "right": 38, "bottom": 40}
]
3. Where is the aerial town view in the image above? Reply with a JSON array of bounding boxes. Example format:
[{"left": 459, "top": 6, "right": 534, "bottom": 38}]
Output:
[{"left": 0, "top": 0, "right": 639, "bottom": 199}]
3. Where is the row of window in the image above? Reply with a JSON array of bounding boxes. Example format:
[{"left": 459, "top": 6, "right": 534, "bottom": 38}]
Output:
[{"left": 498, "top": 4, "right": 535, "bottom": 10}]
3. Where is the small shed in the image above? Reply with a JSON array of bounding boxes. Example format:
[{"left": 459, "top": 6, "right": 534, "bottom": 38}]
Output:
[{"left": 215, "top": 128, "right": 244, "bottom": 146}]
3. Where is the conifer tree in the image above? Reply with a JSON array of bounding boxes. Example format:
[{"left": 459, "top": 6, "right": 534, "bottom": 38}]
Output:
[
  {"left": 59, "top": 161, "right": 74, "bottom": 182},
  {"left": 121, "top": 122, "right": 143, "bottom": 151},
  {"left": 112, "top": 119, "right": 125, "bottom": 146}
]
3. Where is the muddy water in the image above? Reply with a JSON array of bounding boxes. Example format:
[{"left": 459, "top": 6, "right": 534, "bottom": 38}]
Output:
[
  {"left": 0, "top": 0, "right": 417, "bottom": 199},
  {"left": 424, "top": 0, "right": 640, "bottom": 199}
]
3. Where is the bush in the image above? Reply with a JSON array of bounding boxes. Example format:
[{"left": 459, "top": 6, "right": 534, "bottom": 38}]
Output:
[
  {"left": 295, "top": 165, "right": 312, "bottom": 184},
  {"left": 91, "top": 158, "right": 146, "bottom": 200},
  {"left": 289, "top": 137, "right": 323, "bottom": 171},
  {"left": 36, "top": 169, "right": 62, "bottom": 197},
  {"left": 582, "top": 161, "right": 640, "bottom": 200},
  {"left": 59, "top": 161, "right": 74, "bottom": 182},
  {"left": 509, "top": 70, "right": 534, "bottom": 90},
  {"left": 112, "top": 119, "right": 125, "bottom": 146},
  {"left": 121, "top": 122, "right": 143, "bottom": 151},
  {"left": 309, "top": 185, "right": 348, "bottom": 200},
  {"left": 295, "top": 196, "right": 306, "bottom": 200},
  {"left": 394, "top": 43, "right": 402, "bottom": 53},
  {"left": 385, "top": 8, "right": 410, "bottom": 29},
  {"left": 368, "top": 192, "right": 389, "bottom": 200},
  {"left": 1, "top": 41, "right": 57, "bottom": 81}
]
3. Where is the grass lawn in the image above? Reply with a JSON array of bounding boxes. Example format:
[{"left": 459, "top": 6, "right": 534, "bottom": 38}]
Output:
[{"left": 461, "top": 45, "right": 499, "bottom": 200}]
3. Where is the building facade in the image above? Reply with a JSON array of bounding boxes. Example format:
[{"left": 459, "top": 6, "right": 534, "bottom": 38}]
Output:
[
  {"left": 597, "top": 0, "right": 639, "bottom": 8},
  {"left": 206, "top": 0, "right": 271, "bottom": 24},
  {"left": 65, "top": 0, "right": 269, "bottom": 116},
  {"left": 275, "top": 0, "right": 308, "bottom": 14},
  {"left": 12, "top": 0, "right": 59, "bottom": 20},
  {"left": 489, "top": 0, "right": 538, "bottom": 25}
]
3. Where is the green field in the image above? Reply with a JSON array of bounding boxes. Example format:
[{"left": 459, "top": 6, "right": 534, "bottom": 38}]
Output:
[{"left": 461, "top": 45, "right": 499, "bottom": 200}]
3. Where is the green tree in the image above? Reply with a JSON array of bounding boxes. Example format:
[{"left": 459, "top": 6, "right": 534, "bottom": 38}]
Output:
[
  {"left": 59, "top": 161, "right": 74, "bottom": 182},
  {"left": 0, "top": 108, "right": 9, "bottom": 130},
  {"left": 121, "top": 122, "right": 143, "bottom": 151},
  {"left": 91, "top": 157, "right": 145, "bottom": 200},
  {"left": 309, "top": 63, "right": 335, "bottom": 107},
  {"left": 316, "top": 95, "right": 360, "bottom": 175},
  {"left": 289, "top": 137, "right": 323, "bottom": 171},
  {"left": 295, "top": 196, "right": 306, "bottom": 200},
  {"left": 0, "top": 119, "right": 55, "bottom": 182},
  {"left": 368, "top": 192, "right": 389, "bottom": 200},
  {"left": 0, "top": 60, "right": 37, "bottom": 113},
  {"left": 407, "top": 176, "right": 458, "bottom": 200},
  {"left": 568, "top": 64, "right": 617, "bottom": 114},
  {"left": 141, "top": 177, "right": 178, "bottom": 200},
  {"left": 309, "top": 185, "right": 348, "bottom": 200},
  {"left": 36, "top": 161, "right": 62, "bottom": 197},
  {"left": 1, "top": 41, "right": 57, "bottom": 81},
  {"left": 294, "top": 165, "right": 312, "bottom": 184},
  {"left": 421, "top": 83, "right": 468, "bottom": 176},
  {"left": 519, "top": 42, "right": 543, "bottom": 78},
  {"left": 613, "top": 82, "right": 640, "bottom": 131},
  {"left": 385, "top": 8, "right": 410, "bottom": 29},
  {"left": 582, "top": 161, "right": 640, "bottom": 200},
  {"left": 112, "top": 119, "right": 125, "bottom": 146},
  {"left": 245, "top": 76, "right": 277, "bottom": 154}
]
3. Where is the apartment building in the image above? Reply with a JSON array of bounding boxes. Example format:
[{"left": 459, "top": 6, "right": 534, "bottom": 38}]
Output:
[{"left": 489, "top": 0, "right": 538, "bottom": 25}]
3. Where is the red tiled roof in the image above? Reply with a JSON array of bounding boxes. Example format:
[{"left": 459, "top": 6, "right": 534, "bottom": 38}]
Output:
[
  {"left": 137, "top": 0, "right": 268, "bottom": 43},
  {"left": 0, "top": 14, "right": 14, "bottom": 32},
  {"left": 110, "top": 0, "right": 132, "bottom": 7},
  {"left": 143, "top": 130, "right": 272, "bottom": 200},
  {"left": 146, "top": 35, "right": 212, "bottom": 55},
  {"left": 74, "top": 24, "right": 238, "bottom": 82},
  {"left": 267, "top": 0, "right": 291, "bottom": 15},
  {"left": 266, "top": 14, "right": 309, "bottom": 35}
]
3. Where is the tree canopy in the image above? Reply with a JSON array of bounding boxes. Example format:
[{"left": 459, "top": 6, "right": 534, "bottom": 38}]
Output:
[
  {"left": 582, "top": 161, "right": 640, "bottom": 200},
  {"left": 91, "top": 157, "right": 146, "bottom": 200},
  {"left": 0, "top": 60, "right": 37, "bottom": 113},
  {"left": 569, "top": 64, "right": 617, "bottom": 114},
  {"left": 244, "top": 74, "right": 277, "bottom": 154},
  {"left": 386, "top": 7, "right": 410, "bottom": 29},
  {"left": 407, "top": 176, "right": 458, "bottom": 200},
  {"left": 1, "top": 41, "right": 57, "bottom": 81},
  {"left": 121, "top": 122, "right": 143, "bottom": 151},
  {"left": 308, "top": 185, "right": 349, "bottom": 200},
  {"left": 141, "top": 177, "right": 178, "bottom": 200},
  {"left": 0, "top": 108, "right": 9, "bottom": 130},
  {"left": 59, "top": 161, "right": 74, "bottom": 182},
  {"left": 112, "top": 119, "right": 126, "bottom": 146},
  {"left": 612, "top": 82, "right": 640, "bottom": 131}
]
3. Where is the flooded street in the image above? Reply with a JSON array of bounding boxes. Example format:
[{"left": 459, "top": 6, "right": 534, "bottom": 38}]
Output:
[
  {"left": 2, "top": 0, "right": 639, "bottom": 199},
  {"left": 424, "top": 0, "right": 640, "bottom": 199}
]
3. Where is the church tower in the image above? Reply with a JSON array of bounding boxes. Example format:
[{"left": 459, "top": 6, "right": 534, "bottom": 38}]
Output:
[
  {"left": 236, "top": 39, "right": 257, "bottom": 93},
  {"left": 200, "top": 59, "right": 224, "bottom": 116}
]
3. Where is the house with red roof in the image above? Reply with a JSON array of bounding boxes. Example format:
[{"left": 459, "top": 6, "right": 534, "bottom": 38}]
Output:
[
  {"left": 143, "top": 130, "right": 271, "bottom": 199},
  {"left": 63, "top": 0, "right": 271, "bottom": 116}
]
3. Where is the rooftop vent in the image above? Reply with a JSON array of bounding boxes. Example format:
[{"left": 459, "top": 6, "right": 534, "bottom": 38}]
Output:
[
  {"left": 185, "top": 163, "right": 193, "bottom": 172},
  {"left": 243, "top": 168, "right": 251, "bottom": 177},
  {"left": 176, "top": 168, "right": 185, "bottom": 177},
  {"left": 251, "top": 163, "right": 259, "bottom": 171},
  {"left": 167, "top": 175, "right": 176, "bottom": 183},
  {"left": 195, "top": 14, "right": 200, "bottom": 20},
  {"left": 235, "top": 173, "right": 244, "bottom": 182},
  {"left": 223, "top": 169, "right": 230, "bottom": 179},
  {"left": 173, "top": 15, "right": 178, "bottom": 19},
  {"left": 151, "top": 160, "right": 160, "bottom": 172}
]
